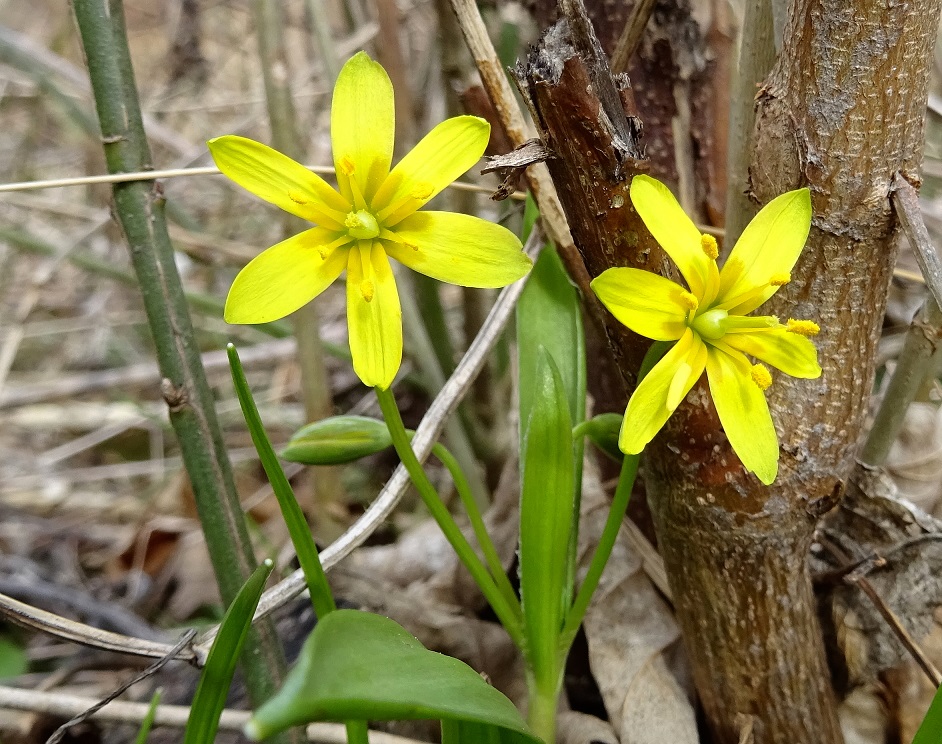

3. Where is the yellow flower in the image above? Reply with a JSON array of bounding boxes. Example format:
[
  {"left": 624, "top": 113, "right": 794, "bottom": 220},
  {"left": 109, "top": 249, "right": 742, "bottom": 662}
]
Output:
[
  {"left": 209, "top": 52, "right": 532, "bottom": 389},
  {"left": 592, "top": 175, "right": 821, "bottom": 485}
]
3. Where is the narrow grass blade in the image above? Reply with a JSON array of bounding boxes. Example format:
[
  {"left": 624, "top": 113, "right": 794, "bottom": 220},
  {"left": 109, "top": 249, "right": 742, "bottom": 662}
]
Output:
[{"left": 184, "top": 560, "right": 274, "bottom": 744}]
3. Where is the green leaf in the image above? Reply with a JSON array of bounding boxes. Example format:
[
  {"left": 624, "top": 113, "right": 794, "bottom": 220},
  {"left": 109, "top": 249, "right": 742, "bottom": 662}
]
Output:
[
  {"left": 184, "top": 559, "right": 273, "bottom": 744},
  {"left": 516, "top": 245, "right": 586, "bottom": 441},
  {"left": 519, "top": 349, "right": 575, "bottom": 683},
  {"left": 134, "top": 689, "right": 162, "bottom": 744},
  {"left": 229, "top": 344, "right": 336, "bottom": 619},
  {"left": 913, "top": 684, "right": 942, "bottom": 744},
  {"left": 246, "top": 610, "right": 538, "bottom": 744},
  {"left": 282, "top": 415, "right": 394, "bottom": 465}
]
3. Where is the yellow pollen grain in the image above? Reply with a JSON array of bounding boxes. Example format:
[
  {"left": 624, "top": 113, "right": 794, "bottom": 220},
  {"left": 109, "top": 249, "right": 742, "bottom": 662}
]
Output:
[
  {"left": 287, "top": 191, "right": 308, "bottom": 205},
  {"left": 770, "top": 272, "right": 791, "bottom": 286},
  {"left": 751, "top": 363, "right": 772, "bottom": 390},
  {"left": 786, "top": 318, "right": 820, "bottom": 336},
  {"left": 317, "top": 248, "right": 329, "bottom": 260},
  {"left": 339, "top": 156, "right": 356, "bottom": 175},
  {"left": 411, "top": 183, "right": 434, "bottom": 200},
  {"left": 360, "top": 279, "right": 375, "bottom": 303},
  {"left": 700, "top": 234, "right": 719, "bottom": 260},
  {"left": 679, "top": 291, "right": 699, "bottom": 311}
]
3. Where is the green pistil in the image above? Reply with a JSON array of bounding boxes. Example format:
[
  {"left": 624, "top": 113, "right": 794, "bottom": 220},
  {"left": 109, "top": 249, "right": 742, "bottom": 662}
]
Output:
[
  {"left": 345, "top": 210, "right": 380, "bottom": 240},
  {"left": 691, "top": 308, "right": 728, "bottom": 340}
]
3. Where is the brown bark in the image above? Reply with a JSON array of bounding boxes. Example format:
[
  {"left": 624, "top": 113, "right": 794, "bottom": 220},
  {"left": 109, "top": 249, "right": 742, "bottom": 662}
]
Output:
[
  {"left": 515, "top": 0, "right": 942, "bottom": 742},
  {"left": 646, "top": 2, "right": 942, "bottom": 744}
]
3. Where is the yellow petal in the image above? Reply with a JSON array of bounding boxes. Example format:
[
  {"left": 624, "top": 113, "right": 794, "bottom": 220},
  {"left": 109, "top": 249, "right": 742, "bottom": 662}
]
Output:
[
  {"left": 346, "top": 242, "right": 402, "bottom": 389},
  {"left": 618, "top": 329, "right": 707, "bottom": 454},
  {"left": 705, "top": 346, "right": 778, "bottom": 485},
  {"left": 722, "top": 328, "right": 822, "bottom": 379},
  {"left": 717, "top": 188, "right": 812, "bottom": 315},
  {"left": 629, "top": 175, "right": 718, "bottom": 302},
  {"left": 372, "top": 116, "right": 490, "bottom": 224},
  {"left": 224, "top": 228, "right": 349, "bottom": 324},
  {"left": 384, "top": 212, "right": 530, "bottom": 287},
  {"left": 591, "top": 267, "right": 692, "bottom": 342},
  {"left": 208, "top": 136, "right": 349, "bottom": 230},
  {"left": 332, "top": 52, "right": 395, "bottom": 204}
]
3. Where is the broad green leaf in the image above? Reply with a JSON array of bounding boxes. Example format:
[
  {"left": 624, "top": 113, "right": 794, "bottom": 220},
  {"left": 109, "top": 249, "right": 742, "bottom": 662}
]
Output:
[
  {"left": 282, "top": 415, "right": 393, "bottom": 465},
  {"left": 183, "top": 559, "right": 273, "bottom": 744},
  {"left": 913, "top": 685, "right": 942, "bottom": 744},
  {"left": 519, "top": 349, "right": 575, "bottom": 684},
  {"left": 229, "top": 344, "right": 336, "bottom": 619},
  {"left": 517, "top": 243, "right": 586, "bottom": 443},
  {"left": 246, "top": 610, "right": 538, "bottom": 744}
]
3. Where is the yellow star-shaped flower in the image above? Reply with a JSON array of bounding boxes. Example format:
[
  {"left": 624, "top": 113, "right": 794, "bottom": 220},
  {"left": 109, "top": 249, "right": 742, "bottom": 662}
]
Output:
[
  {"left": 209, "top": 52, "right": 532, "bottom": 389},
  {"left": 592, "top": 175, "right": 822, "bottom": 484}
]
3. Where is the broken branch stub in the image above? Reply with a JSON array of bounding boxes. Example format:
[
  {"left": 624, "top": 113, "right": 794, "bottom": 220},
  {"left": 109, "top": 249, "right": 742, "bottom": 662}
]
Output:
[{"left": 512, "top": 18, "right": 664, "bottom": 387}]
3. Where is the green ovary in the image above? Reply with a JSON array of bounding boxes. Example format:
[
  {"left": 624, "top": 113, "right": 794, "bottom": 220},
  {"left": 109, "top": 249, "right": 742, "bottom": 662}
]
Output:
[
  {"left": 691, "top": 307, "right": 728, "bottom": 340},
  {"left": 345, "top": 209, "right": 381, "bottom": 240}
]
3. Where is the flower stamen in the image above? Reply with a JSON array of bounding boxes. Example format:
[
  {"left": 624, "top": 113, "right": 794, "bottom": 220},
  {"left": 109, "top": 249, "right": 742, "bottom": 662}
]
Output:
[
  {"left": 786, "top": 319, "right": 820, "bottom": 336},
  {"left": 770, "top": 272, "right": 791, "bottom": 286},
  {"left": 751, "top": 363, "right": 772, "bottom": 390},
  {"left": 679, "top": 291, "right": 699, "bottom": 311},
  {"left": 700, "top": 234, "right": 719, "bottom": 260}
]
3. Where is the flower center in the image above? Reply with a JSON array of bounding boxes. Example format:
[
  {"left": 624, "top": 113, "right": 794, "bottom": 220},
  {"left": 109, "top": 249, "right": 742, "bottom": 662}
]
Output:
[
  {"left": 345, "top": 210, "right": 380, "bottom": 240},
  {"left": 691, "top": 308, "right": 728, "bottom": 340}
]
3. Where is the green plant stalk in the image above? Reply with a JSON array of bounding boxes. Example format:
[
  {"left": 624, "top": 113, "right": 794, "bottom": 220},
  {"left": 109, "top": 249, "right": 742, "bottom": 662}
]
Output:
[
  {"left": 253, "top": 0, "right": 342, "bottom": 512},
  {"left": 375, "top": 386, "right": 525, "bottom": 646},
  {"left": 559, "top": 451, "right": 639, "bottom": 649},
  {"left": 133, "top": 689, "right": 161, "bottom": 744},
  {"left": 228, "top": 344, "right": 337, "bottom": 618},
  {"left": 344, "top": 721, "right": 370, "bottom": 744},
  {"left": 72, "top": 0, "right": 291, "bottom": 725},
  {"left": 860, "top": 297, "right": 942, "bottom": 466},
  {"left": 431, "top": 443, "right": 519, "bottom": 614},
  {"left": 525, "top": 667, "right": 562, "bottom": 744}
]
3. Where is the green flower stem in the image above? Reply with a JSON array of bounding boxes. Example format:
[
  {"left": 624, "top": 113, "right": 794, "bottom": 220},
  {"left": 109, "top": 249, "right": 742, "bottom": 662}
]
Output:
[
  {"left": 72, "top": 0, "right": 291, "bottom": 727},
  {"left": 431, "top": 443, "right": 520, "bottom": 617},
  {"left": 399, "top": 274, "right": 489, "bottom": 507},
  {"left": 559, "top": 452, "right": 640, "bottom": 650},
  {"left": 526, "top": 669, "right": 562, "bottom": 744},
  {"left": 344, "top": 721, "right": 370, "bottom": 744},
  {"left": 375, "top": 386, "right": 525, "bottom": 647},
  {"left": 228, "top": 345, "right": 337, "bottom": 619}
]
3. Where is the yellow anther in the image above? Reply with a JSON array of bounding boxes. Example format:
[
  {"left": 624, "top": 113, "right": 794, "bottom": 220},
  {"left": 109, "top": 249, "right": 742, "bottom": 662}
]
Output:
[
  {"left": 786, "top": 319, "right": 820, "bottom": 337},
  {"left": 679, "top": 291, "right": 699, "bottom": 311},
  {"left": 317, "top": 248, "right": 329, "bottom": 260},
  {"left": 339, "top": 156, "right": 356, "bottom": 176},
  {"left": 404, "top": 240, "right": 419, "bottom": 252},
  {"left": 411, "top": 183, "right": 434, "bottom": 200},
  {"left": 751, "top": 363, "right": 772, "bottom": 391},
  {"left": 700, "top": 234, "right": 719, "bottom": 260},
  {"left": 360, "top": 279, "right": 375, "bottom": 302},
  {"left": 288, "top": 191, "right": 308, "bottom": 205},
  {"left": 770, "top": 272, "right": 791, "bottom": 286}
]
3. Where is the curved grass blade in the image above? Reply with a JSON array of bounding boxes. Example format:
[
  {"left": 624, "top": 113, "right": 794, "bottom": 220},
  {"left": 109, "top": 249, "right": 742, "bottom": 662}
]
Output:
[{"left": 228, "top": 343, "right": 336, "bottom": 619}]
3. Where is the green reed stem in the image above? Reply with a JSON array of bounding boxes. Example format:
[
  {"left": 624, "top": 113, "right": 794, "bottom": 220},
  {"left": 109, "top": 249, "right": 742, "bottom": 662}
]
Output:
[{"left": 72, "top": 0, "right": 291, "bottom": 729}]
